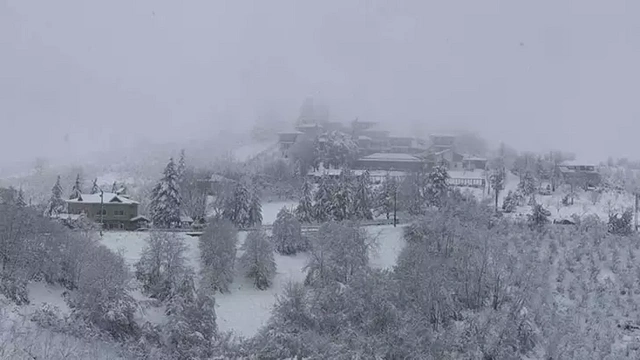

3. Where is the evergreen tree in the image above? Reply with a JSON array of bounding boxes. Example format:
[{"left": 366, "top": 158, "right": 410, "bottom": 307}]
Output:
[
  {"left": 90, "top": 178, "right": 100, "bottom": 194},
  {"left": 177, "top": 149, "right": 187, "bottom": 180},
  {"left": 353, "top": 170, "right": 373, "bottom": 220},
  {"left": 45, "top": 175, "right": 66, "bottom": 217},
  {"left": 518, "top": 170, "right": 537, "bottom": 198},
  {"left": 424, "top": 165, "right": 449, "bottom": 208},
  {"left": 501, "top": 190, "right": 517, "bottom": 213},
  {"left": 15, "top": 188, "right": 26, "bottom": 207},
  {"left": 165, "top": 274, "right": 218, "bottom": 359},
  {"left": 247, "top": 185, "right": 263, "bottom": 228},
  {"left": 376, "top": 174, "right": 398, "bottom": 219},
  {"left": 69, "top": 173, "right": 83, "bottom": 200},
  {"left": 239, "top": 229, "right": 277, "bottom": 290},
  {"left": 489, "top": 168, "right": 505, "bottom": 212},
  {"left": 111, "top": 181, "right": 118, "bottom": 193},
  {"left": 199, "top": 218, "right": 238, "bottom": 293},
  {"left": 331, "top": 169, "right": 354, "bottom": 221},
  {"left": 273, "top": 207, "right": 306, "bottom": 255},
  {"left": 150, "top": 158, "right": 182, "bottom": 228},
  {"left": 295, "top": 177, "right": 315, "bottom": 223},
  {"left": 313, "top": 175, "right": 334, "bottom": 222},
  {"left": 528, "top": 202, "right": 551, "bottom": 229},
  {"left": 221, "top": 179, "right": 252, "bottom": 228}
]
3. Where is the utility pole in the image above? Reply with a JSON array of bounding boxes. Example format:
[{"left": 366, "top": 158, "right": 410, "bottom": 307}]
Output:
[
  {"left": 393, "top": 185, "right": 397, "bottom": 227},
  {"left": 100, "top": 189, "right": 104, "bottom": 237}
]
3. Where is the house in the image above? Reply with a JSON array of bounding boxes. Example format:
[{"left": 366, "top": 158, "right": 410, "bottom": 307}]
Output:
[
  {"left": 307, "top": 167, "right": 407, "bottom": 184},
  {"left": 422, "top": 148, "right": 464, "bottom": 171},
  {"left": 277, "top": 131, "right": 303, "bottom": 156},
  {"left": 65, "top": 192, "right": 141, "bottom": 231},
  {"left": 428, "top": 134, "right": 456, "bottom": 153},
  {"left": 180, "top": 215, "right": 194, "bottom": 229},
  {"left": 355, "top": 152, "right": 424, "bottom": 172},
  {"left": 462, "top": 156, "right": 488, "bottom": 171},
  {"left": 558, "top": 161, "right": 601, "bottom": 188}
]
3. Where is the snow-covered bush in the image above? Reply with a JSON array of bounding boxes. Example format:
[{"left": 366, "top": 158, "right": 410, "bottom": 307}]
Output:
[
  {"left": 239, "top": 229, "right": 277, "bottom": 290},
  {"left": 528, "top": 202, "right": 551, "bottom": 229},
  {"left": 272, "top": 207, "right": 306, "bottom": 255},
  {"left": 135, "top": 231, "right": 191, "bottom": 302},
  {"left": 199, "top": 217, "right": 238, "bottom": 293}
]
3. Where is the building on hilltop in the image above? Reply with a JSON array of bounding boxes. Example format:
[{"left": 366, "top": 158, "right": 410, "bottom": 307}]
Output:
[
  {"left": 355, "top": 152, "right": 424, "bottom": 172},
  {"left": 65, "top": 192, "right": 143, "bottom": 230}
]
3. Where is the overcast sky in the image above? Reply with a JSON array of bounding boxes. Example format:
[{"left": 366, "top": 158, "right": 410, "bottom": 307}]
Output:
[{"left": 2, "top": 0, "right": 640, "bottom": 167}]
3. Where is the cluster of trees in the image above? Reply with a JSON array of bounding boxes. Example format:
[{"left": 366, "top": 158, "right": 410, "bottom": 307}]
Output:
[
  {"left": 150, "top": 150, "right": 212, "bottom": 228},
  {"left": 295, "top": 170, "right": 373, "bottom": 224},
  {"left": 245, "top": 189, "right": 640, "bottom": 359}
]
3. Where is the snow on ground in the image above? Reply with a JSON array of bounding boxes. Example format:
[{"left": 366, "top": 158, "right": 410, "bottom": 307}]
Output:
[
  {"left": 100, "top": 223, "right": 407, "bottom": 338},
  {"left": 262, "top": 200, "right": 298, "bottom": 225},
  {"left": 26, "top": 282, "right": 70, "bottom": 314}
]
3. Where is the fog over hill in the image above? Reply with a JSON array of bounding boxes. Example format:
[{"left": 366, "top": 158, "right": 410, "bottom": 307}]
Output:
[{"left": 3, "top": 0, "right": 640, "bottom": 170}]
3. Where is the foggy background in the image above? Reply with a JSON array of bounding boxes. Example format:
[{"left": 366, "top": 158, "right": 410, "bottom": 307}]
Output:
[{"left": 2, "top": 0, "right": 640, "bottom": 171}]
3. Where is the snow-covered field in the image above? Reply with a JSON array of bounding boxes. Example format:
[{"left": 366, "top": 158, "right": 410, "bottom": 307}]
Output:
[{"left": 100, "top": 224, "right": 405, "bottom": 337}]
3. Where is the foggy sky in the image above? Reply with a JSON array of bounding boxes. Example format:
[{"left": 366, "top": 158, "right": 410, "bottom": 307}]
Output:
[{"left": 2, "top": 0, "right": 640, "bottom": 168}]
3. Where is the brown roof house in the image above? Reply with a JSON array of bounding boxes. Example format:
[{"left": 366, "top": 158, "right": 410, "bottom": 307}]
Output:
[{"left": 65, "top": 192, "right": 145, "bottom": 231}]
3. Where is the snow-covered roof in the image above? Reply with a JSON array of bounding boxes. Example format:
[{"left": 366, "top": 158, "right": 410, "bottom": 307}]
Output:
[
  {"left": 560, "top": 160, "right": 596, "bottom": 167},
  {"left": 307, "top": 168, "right": 408, "bottom": 178},
  {"left": 359, "top": 153, "right": 422, "bottom": 163},
  {"left": 448, "top": 170, "right": 486, "bottom": 180},
  {"left": 358, "top": 135, "right": 372, "bottom": 141},
  {"left": 180, "top": 216, "right": 194, "bottom": 223},
  {"left": 463, "top": 155, "right": 488, "bottom": 161},
  {"left": 210, "top": 174, "right": 231, "bottom": 182},
  {"left": 130, "top": 215, "right": 150, "bottom": 222},
  {"left": 50, "top": 213, "right": 84, "bottom": 221},
  {"left": 66, "top": 193, "right": 138, "bottom": 205}
]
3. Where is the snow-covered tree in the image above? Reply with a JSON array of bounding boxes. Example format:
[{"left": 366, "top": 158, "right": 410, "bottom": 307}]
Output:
[
  {"left": 220, "top": 178, "right": 258, "bottom": 228},
  {"left": 331, "top": 169, "right": 355, "bottom": 221},
  {"left": 304, "top": 221, "right": 371, "bottom": 286},
  {"left": 528, "top": 202, "right": 551, "bottom": 229},
  {"left": 313, "top": 175, "right": 334, "bottom": 222},
  {"left": 177, "top": 149, "right": 187, "bottom": 180},
  {"left": 273, "top": 207, "right": 306, "bottom": 255},
  {"left": 399, "top": 172, "right": 424, "bottom": 215},
  {"left": 319, "top": 131, "right": 358, "bottom": 169},
  {"left": 70, "top": 244, "right": 139, "bottom": 341},
  {"left": 150, "top": 158, "right": 181, "bottom": 228},
  {"left": 110, "top": 181, "right": 118, "bottom": 193},
  {"left": 45, "top": 176, "right": 66, "bottom": 217},
  {"left": 501, "top": 190, "right": 517, "bottom": 213},
  {"left": 608, "top": 209, "right": 633, "bottom": 236},
  {"left": 239, "top": 229, "right": 277, "bottom": 290},
  {"left": 134, "top": 232, "right": 191, "bottom": 302},
  {"left": 15, "top": 188, "right": 26, "bottom": 207},
  {"left": 376, "top": 174, "right": 398, "bottom": 219},
  {"left": 69, "top": 174, "right": 83, "bottom": 200},
  {"left": 199, "top": 218, "right": 238, "bottom": 293},
  {"left": 165, "top": 274, "right": 218, "bottom": 359},
  {"left": 353, "top": 170, "right": 373, "bottom": 220},
  {"left": 295, "top": 177, "right": 315, "bottom": 223},
  {"left": 489, "top": 168, "right": 505, "bottom": 212},
  {"left": 425, "top": 165, "right": 449, "bottom": 208},
  {"left": 247, "top": 185, "right": 263, "bottom": 228},
  {"left": 90, "top": 178, "right": 100, "bottom": 194},
  {"left": 518, "top": 170, "right": 537, "bottom": 198}
]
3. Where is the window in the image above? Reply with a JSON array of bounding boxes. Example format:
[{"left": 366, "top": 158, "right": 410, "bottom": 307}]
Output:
[
  {"left": 96, "top": 209, "right": 106, "bottom": 215},
  {"left": 114, "top": 210, "right": 125, "bottom": 216}
]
